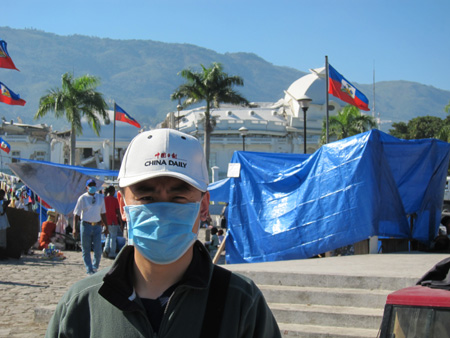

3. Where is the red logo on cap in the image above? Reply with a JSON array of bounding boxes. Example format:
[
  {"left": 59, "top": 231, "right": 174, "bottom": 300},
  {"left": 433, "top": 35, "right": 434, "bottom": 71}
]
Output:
[{"left": 155, "top": 152, "right": 177, "bottom": 159}]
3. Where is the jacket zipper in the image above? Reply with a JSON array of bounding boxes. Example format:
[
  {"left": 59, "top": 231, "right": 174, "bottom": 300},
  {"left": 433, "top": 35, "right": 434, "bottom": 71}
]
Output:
[{"left": 159, "top": 285, "right": 204, "bottom": 335}]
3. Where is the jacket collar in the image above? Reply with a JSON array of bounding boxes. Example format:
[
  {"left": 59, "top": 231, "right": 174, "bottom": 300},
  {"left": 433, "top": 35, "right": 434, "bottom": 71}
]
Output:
[{"left": 98, "top": 241, "right": 213, "bottom": 311}]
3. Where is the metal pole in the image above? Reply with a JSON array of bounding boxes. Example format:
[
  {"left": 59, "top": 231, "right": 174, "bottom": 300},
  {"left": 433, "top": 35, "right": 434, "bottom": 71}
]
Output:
[
  {"left": 325, "top": 55, "right": 330, "bottom": 144},
  {"left": 242, "top": 135, "right": 246, "bottom": 151},
  {"left": 303, "top": 107, "right": 307, "bottom": 154},
  {"left": 112, "top": 102, "right": 116, "bottom": 171}
]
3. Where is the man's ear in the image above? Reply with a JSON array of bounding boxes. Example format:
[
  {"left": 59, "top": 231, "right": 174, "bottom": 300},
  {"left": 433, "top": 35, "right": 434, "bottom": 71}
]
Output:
[
  {"left": 200, "top": 191, "right": 210, "bottom": 221},
  {"left": 117, "top": 190, "right": 127, "bottom": 222}
]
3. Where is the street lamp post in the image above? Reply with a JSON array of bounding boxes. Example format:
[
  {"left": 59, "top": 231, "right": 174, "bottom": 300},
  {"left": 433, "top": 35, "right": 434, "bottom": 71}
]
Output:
[
  {"left": 239, "top": 126, "right": 249, "bottom": 151},
  {"left": 298, "top": 95, "right": 312, "bottom": 154}
]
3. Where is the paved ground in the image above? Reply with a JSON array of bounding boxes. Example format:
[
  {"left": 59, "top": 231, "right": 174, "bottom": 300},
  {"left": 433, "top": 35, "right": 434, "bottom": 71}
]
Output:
[{"left": 0, "top": 250, "right": 114, "bottom": 338}]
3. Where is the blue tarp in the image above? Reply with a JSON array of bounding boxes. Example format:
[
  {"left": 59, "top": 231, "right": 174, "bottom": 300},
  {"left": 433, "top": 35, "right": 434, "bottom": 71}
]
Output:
[
  {"left": 225, "top": 129, "right": 450, "bottom": 264},
  {"left": 8, "top": 159, "right": 118, "bottom": 216},
  {"left": 14, "top": 158, "right": 119, "bottom": 177},
  {"left": 208, "top": 178, "right": 232, "bottom": 203}
]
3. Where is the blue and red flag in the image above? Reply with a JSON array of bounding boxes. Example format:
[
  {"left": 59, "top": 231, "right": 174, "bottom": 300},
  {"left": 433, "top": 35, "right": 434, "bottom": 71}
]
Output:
[
  {"left": 0, "top": 82, "right": 26, "bottom": 106},
  {"left": 0, "top": 39, "right": 19, "bottom": 71},
  {"left": 328, "top": 64, "right": 369, "bottom": 111},
  {"left": 114, "top": 104, "right": 141, "bottom": 128},
  {"left": 0, "top": 137, "right": 11, "bottom": 154}
]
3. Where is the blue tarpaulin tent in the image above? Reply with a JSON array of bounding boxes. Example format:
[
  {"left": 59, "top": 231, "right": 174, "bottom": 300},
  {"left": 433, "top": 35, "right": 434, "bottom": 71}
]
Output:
[
  {"left": 208, "top": 178, "right": 232, "bottom": 203},
  {"left": 224, "top": 130, "right": 450, "bottom": 264},
  {"left": 8, "top": 159, "right": 118, "bottom": 216}
]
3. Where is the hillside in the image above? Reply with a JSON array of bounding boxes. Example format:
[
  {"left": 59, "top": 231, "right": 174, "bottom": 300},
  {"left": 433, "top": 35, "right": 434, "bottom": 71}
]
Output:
[{"left": 0, "top": 26, "right": 449, "bottom": 132}]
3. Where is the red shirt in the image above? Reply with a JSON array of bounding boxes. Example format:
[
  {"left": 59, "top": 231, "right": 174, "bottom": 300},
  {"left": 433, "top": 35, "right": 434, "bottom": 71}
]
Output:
[{"left": 104, "top": 195, "right": 120, "bottom": 225}]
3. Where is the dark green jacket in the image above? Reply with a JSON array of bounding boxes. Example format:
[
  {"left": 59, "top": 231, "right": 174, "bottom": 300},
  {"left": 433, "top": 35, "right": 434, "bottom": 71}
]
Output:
[{"left": 46, "top": 241, "right": 281, "bottom": 337}]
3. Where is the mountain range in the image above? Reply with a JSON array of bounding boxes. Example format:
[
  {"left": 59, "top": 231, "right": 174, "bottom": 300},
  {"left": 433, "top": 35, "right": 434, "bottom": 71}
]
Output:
[{"left": 0, "top": 26, "right": 449, "bottom": 133}]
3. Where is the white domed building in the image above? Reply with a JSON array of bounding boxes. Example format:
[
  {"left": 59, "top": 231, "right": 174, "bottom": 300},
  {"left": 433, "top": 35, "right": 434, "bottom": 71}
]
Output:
[{"left": 162, "top": 68, "right": 350, "bottom": 181}]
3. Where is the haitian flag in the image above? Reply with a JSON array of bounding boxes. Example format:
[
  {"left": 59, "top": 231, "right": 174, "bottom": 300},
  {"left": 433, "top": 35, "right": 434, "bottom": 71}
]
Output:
[
  {"left": 0, "top": 39, "right": 19, "bottom": 71},
  {"left": 0, "top": 82, "right": 26, "bottom": 106},
  {"left": 115, "top": 104, "right": 141, "bottom": 128},
  {"left": 0, "top": 137, "right": 11, "bottom": 154},
  {"left": 328, "top": 64, "right": 369, "bottom": 111}
]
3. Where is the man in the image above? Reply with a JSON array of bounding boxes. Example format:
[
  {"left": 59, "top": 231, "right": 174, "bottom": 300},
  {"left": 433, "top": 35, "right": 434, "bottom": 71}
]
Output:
[
  {"left": 103, "top": 185, "right": 123, "bottom": 258},
  {"left": 46, "top": 129, "right": 280, "bottom": 337},
  {"left": 73, "top": 179, "right": 107, "bottom": 275}
]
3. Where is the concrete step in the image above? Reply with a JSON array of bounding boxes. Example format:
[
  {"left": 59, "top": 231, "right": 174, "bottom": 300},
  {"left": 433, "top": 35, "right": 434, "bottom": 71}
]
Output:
[
  {"left": 260, "top": 284, "right": 391, "bottom": 308},
  {"left": 225, "top": 253, "right": 449, "bottom": 336},
  {"left": 279, "top": 323, "right": 379, "bottom": 338},
  {"left": 235, "top": 270, "right": 416, "bottom": 291},
  {"left": 269, "top": 303, "right": 384, "bottom": 330}
]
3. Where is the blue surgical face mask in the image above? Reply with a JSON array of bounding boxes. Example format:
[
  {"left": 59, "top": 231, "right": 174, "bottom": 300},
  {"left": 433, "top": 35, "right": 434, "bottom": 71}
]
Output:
[
  {"left": 124, "top": 202, "right": 200, "bottom": 265},
  {"left": 88, "top": 186, "right": 97, "bottom": 194}
]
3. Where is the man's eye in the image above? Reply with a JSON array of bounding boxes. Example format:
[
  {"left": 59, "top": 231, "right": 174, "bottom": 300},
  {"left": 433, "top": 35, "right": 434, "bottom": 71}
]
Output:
[{"left": 139, "top": 196, "right": 154, "bottom": 202}]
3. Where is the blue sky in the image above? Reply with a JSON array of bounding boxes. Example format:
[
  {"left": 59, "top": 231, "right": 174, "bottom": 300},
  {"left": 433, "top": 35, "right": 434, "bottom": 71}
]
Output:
[{"left": 3, "top": 0, "right": 450, "bottom": 91}]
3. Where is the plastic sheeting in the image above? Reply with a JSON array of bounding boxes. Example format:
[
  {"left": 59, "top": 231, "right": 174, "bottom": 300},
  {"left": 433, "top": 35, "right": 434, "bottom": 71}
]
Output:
[
  {"left": 226, "top": 130, "right": 450, "bottom": 264},
  {"left": 208, "top": 178, "right": 231, "bottom": 203},
  {"left": 8, "top": 159, "right": 118, "bottom": 216}
]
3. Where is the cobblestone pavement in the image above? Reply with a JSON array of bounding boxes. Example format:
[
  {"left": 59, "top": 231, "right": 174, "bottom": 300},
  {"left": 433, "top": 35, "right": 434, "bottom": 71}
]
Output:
[{"left": 0, "top": 250, "right": 114, "bottom": 338}]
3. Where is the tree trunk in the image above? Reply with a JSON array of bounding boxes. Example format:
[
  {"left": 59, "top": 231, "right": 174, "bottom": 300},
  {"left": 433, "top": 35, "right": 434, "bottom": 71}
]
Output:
[{"left": 70, "top": 125, "right": 76, "bottom": 165}]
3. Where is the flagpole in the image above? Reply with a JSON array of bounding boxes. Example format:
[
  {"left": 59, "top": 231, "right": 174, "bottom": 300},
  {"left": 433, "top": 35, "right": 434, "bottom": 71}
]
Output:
[
  {"left": 373, "top": 61, "right": 376, "bottom": 119},
  {"left": 112, "top": 102, "right": 116, "bottom": 171},
  {"left": 325, "top": 55, "right": 330, "bottom": 144}
]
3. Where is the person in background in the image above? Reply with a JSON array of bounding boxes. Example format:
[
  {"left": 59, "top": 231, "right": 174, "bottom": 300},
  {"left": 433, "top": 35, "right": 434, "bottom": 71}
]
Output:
[
  {"left": 103, "top": 185, "right": 123, "bottom": 259},
  {"left": 46, "top": 129, "right": 280, "bottom": 337},
  {"left": 220, "top": 204, "right": 228, "bottom": 229},
  {"left": 73, "top": 179, "right": 107, "bottom": 275},
  {"left": 218, "top": 229, "right": 225, "bottom": 244},
  {"left": 15, "top": 190, "right": 27, "bottom": 210},
  {"left": 205, "top": 226, "right": 220, "bottom": 259},
  {"left": 0, "top": 189, "right": 10, "bottom": 260},
  {"left": 38, "top": 210, "right": 58, "bottom": 250}
]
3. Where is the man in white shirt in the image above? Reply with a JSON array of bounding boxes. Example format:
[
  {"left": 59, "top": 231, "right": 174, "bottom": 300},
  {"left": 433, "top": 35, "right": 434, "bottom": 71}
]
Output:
[{"left": 73, "top": 179, "right": 107, "bottom": 275}]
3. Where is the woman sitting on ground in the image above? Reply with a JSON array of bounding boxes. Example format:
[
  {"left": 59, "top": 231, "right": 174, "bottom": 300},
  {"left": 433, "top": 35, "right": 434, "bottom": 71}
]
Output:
[{"left": 38, "top": 211, "right": 58, "bottom": 250}]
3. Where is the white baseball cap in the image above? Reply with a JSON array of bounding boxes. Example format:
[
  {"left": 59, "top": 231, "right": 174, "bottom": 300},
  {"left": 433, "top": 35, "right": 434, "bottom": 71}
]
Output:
[{"left": 118, "top": 129, "right": 209, "bottom": 192}]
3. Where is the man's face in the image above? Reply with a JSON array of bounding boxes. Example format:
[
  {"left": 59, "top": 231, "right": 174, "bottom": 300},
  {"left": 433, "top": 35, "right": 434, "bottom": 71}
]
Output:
[
  {"left": 86, "top": 183, "right": 96, "bottom": 194},
  {"left": 118, "top": 176, "right": 210, "bottom": 234}
]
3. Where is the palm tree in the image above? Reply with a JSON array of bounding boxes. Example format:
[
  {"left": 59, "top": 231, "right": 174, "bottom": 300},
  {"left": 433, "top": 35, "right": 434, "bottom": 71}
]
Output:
[
  {"left": 35, "top": 73, "right": 108, "bottom": 165},
  {"left": 171, "top": 62, "right": 250, "bottom": 168},
  {"left": 320, "top": 105, "right": 377, "bottom": 144},
  {"left": 438, "top": 110, "right": 450, "bottom": 142}
]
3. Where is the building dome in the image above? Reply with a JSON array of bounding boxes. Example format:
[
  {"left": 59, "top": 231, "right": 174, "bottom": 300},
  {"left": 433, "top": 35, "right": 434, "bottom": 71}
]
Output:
[
  {"left": 285, "top": 69, "right": 324, "bottom": 102},
  {"left": 284, "top": 67, "right": 345, "bottom": 119}
]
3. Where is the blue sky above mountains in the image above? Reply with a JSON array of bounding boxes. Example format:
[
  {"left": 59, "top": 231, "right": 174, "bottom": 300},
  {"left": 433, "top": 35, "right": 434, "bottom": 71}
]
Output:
[{"left": 3, "top": 0, "right": 450, "bottom": 91}]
